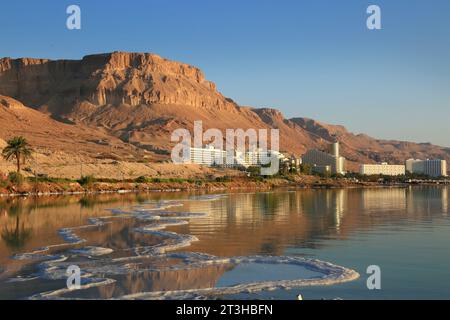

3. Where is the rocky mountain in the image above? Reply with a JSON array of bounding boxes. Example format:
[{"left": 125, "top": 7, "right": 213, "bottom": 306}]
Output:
[{"left": 0, "top": 51, "right": 448, "bottom": 172}]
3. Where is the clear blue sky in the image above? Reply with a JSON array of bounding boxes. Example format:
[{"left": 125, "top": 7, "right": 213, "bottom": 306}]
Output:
[{"left": 1, "top": 0, "right": 449, "bottom": 146}]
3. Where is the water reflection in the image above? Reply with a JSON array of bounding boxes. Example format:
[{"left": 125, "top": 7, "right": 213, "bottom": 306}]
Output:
[
  {"left": 1, "top": 199, "right": 33, "bottom": 251},
  {"left": 361, "top": 188, "right": 406, "bottom": 211},
  {"left": 1, "top": 215, "right": 32, "bottom": 250},
  {"left": 443, "top": 188, "right": 448, "bottom": 215},
  {"left": 61, "top": 262, "right": 233, "bottom": 299},
  {"left": 0, "top": 186, "right": 448, "bottom": 299},
  {"left": 180, "top": 186, "right": 449, "bottom": 256}
]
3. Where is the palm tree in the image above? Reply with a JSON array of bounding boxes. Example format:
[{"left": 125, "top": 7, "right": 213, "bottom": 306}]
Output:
[{"left": 1, "top": 136, "right": 32, "bottom": 173}]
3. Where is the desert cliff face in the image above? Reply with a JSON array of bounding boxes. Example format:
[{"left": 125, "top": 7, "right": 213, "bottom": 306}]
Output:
[
  {"left": 0, "top": 52, "right": 231, "bottom": 114},
  {"left": 0, "top": 51, "right": 448, "bottom": 172}
]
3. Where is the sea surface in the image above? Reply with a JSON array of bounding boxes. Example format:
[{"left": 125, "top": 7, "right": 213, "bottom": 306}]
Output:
[{"left": 0, "top": 186, "right": 448, "bottom": 300}]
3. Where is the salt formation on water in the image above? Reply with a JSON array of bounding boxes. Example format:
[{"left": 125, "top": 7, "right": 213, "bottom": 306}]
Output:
[
  {"left": 121, "top": 255, "right": 360, "bottom": 300},
  {"left": 8, "top": 193, "right": 359, "bottom": 299},
  {"left": 70, "top": 247, "right": 114, "bottom": 257}
]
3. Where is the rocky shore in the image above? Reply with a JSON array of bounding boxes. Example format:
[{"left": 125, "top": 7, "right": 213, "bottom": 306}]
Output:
[{"left": 0, "top": 175, "right": 418, "bottom": 197}]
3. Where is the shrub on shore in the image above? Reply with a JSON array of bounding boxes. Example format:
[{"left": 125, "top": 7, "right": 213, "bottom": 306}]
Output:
[
  {"left": 135, "top": 176, "right": 151, "bottom": 183},
  {"left": 77, "top": 175, "right": 96, "bottom": 186},
  {"left": 8, "top": 172, "right": 24, "bottom": 185},
  {"left": 27, "top": 176, "right": 75, "bottom": 184},
  {"left": 0, "top": 179, "right": 8, "bottom": 189},
  {"left": 215, "top": 176, "right": 233, "bottom": 182},
  {"left": 134, "top": 176, "right": 195, "bottom": 184}
]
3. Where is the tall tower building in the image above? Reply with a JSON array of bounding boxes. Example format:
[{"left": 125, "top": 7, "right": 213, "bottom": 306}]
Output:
[{"left": 302, "top": 142, "right": 346, "bottom": 175}]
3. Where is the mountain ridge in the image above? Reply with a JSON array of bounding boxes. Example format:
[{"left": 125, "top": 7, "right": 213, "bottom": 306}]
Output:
[{"left": 0, "top": 51, "right": 448, "bottom": 172}]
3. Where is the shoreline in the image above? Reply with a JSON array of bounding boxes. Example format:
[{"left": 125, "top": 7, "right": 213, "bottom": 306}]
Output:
[{"left": 1, "top": 177, "right": 447, "bottom": 198}]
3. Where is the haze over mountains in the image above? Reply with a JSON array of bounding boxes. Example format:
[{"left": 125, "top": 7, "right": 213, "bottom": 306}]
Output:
[{"left": 0, "top": 51, "right": 448, "bottom": 172}]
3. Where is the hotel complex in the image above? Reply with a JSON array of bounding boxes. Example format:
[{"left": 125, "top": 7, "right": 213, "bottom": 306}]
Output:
[
  {"left": 237, "top": 149, "right": 287, "bottom": 167},
  {"left": 359, "top": 163, "right": 406, "bottom": 176},
  {"left": 301, "top": 142, "right": 346, "bottom": 175},
  {"left": 189, "top": 145, "right": 228, "bottom": 166},
  {"left": 189, "top": 144, "right": 447, "bottom": 178},
  {"left": 406, "top": 159, "right": 447, "bottom": 177},
  {"left": 189, "top": 145, "right": 288, "bottom": 168}
]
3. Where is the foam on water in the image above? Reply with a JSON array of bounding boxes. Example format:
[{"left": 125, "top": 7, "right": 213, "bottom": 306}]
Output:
[
  {"left": 6, "top": 276, "right": 39, "bottom": 283},
  {"left": 11, "top": 216, "right": 111, "bottom": 261},
  {"left": 118, "top": 255, "right": 359, "bottom": 300}
]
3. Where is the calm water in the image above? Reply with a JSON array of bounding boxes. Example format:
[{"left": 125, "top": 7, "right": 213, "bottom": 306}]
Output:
[{"left": 0, "top": 186, "right": 449, "bottom": 299}]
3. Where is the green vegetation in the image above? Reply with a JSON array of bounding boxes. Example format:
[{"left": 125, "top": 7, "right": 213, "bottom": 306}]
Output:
[
  {"left": 215, "top": 176, "right": 233, "bottom": 182},
  {"left": 0, "top": 179, "right": 8, "bottom": 189},
  {"left": 8, "top": 172, "right": 24, "bottom": 185},
  {"left": 1, "top": 136, "right": 33, "bottom": 173},
  {"left": 93, "top": 178, "right": 123, "bottom": 183},
  {"left": 343, "top": 171, "right": 447, "bottom": 183},
  {"left": 77, "top": 175, "right": 96, "bottom": 186},
  {"left": 134, "top": 176, "right": 200, "bottom": 184},
  {"left": 300, "top": 164, "right": 312, "bottom": 175},
  {"left": 27, "top": 176, "right": 75, "bottom": 184},
  {"left": 135, "top": 176, "right": 151, "bottom": 183},
  {"left": 246, "top": 166, "right": 261, "bottom": 177}
]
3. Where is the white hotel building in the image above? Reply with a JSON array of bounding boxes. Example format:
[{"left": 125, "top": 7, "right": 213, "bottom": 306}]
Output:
[
  {"left": 239, "top": 149, "right": 286, "bottom": 167},
  {"left": 190, "top": 146, "right": 286, "bottom": 168},
  {"left": 189, "top": 145, "right": 228, "bottom": 166},
  {"left": 359, "top": 163, "right": 405, "bottom": 176},
  {"left": 406, "top": 159, "right": 447, "bottom": 177}
]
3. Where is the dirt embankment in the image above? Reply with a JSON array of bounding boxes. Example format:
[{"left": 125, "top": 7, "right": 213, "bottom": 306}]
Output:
[
  {"left": 0, "top": 175, "right": 387, "bottom": 197},
  {"left": 0, "top": 178, "right": 284, "bottom": 196}
]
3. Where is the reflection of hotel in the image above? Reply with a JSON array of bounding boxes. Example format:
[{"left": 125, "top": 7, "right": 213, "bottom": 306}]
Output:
[
  {"left": 406, "top": 159, "right": 447, "bottom": 177},
  {"left": 443, "top": 187, "right": 448, "bottom": 214},
  {"left": 406, "top": 186, "right": 449, "bottom": 215},
  {"left": 362, "top": 188, "right": 407, "bottom": 210},
  {"left": 301, "top": 142, "right": 346, "bottom": 175},
  {"left": 330, "top": 189, "right": 346, "bottom": 232},
  {"left": 360, "top": 163, "right": 405, "bottom": 176}
]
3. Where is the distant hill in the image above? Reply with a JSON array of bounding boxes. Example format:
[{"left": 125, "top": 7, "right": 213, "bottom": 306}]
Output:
[
  {"left": 0, "top": 52, "right": 448, "bottom": 171},
  {"left": 0, "top": 95, "right": 140, "bottom": 160}
]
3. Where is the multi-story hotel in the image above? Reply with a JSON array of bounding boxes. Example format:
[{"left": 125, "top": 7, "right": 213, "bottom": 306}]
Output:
[
  {"left": 301, "top": 142, "right": 346, "bottom": 175},
  {"left": 406, "top": 159, "right": 447, "bottom": 177},
  {"left": 240, "top": 149, "right": 287, "bottom": 167},
  {"left": 190, "top": 146, "right": 287, "bottom": 168},
  {"left": 405, "top": 159, "right": 424, "bottom": 174},
  {"left": 189, "top": 145, "right": 227, "bottom": 166},
  {"left": 359, "top": 163, "right": 405, "bottom": 176}
]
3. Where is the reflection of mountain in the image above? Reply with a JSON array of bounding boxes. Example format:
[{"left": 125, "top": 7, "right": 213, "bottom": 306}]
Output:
[
  {"left": 0, "top": 187, "right": 448, "bottom": 289},
  {"left": 62, "top": 264, "right": 232, "bottom": 299},
  {"left": 0, "top": 193, "right": 173, "bottom": 279},
  {"left": 182, "top": 187, "right": 449, "bottom": 256}
]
